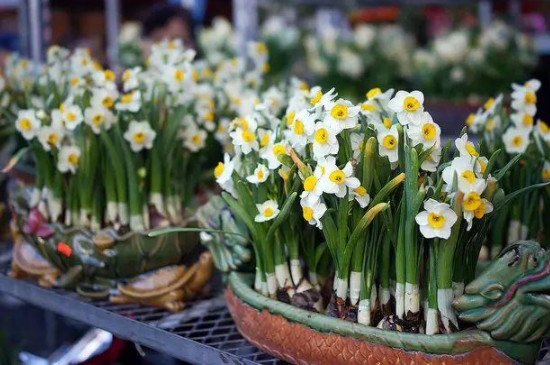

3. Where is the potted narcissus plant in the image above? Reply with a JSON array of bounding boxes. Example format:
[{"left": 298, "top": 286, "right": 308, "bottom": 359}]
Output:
[
  {"left": 3, "top": 42, "right": 217, "bottom": 308},
  {"left": 201, "top": 83, "right": 550, "bottom": 364}
]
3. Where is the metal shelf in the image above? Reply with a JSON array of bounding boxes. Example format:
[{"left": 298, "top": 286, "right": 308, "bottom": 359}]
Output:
[{"left": 0, "top": 245, "right": 284, "bottom": 365}]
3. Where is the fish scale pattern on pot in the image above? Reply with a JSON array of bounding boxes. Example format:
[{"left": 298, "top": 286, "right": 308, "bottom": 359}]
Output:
[{"left": 225, "top": 287, "right": 514, "bottom": 365}]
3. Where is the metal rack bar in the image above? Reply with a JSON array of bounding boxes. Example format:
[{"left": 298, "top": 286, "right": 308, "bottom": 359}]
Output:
[{"left": 0, "top": 268, "right": 283, "bottom": 365}]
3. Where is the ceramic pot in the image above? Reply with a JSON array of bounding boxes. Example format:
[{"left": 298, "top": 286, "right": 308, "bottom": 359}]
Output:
[{"left": 225, "top": 241, "right": 550, "bottom": 365}]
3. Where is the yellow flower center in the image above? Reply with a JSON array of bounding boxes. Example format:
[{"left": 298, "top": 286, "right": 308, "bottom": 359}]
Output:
[
  {"left": 427, "top": 212, "right": 445, "bottom": 228},
  {"left": 174, "top": 69, "right": 185, "bottom": 82},
  {"left": 314, "top": 128, "right": 329, "bottom": 144},
  {"left": 70, "top": 77, "right": 80, "bottom": 86},
  {"left": 383, "top": 117, "right": 392, "bottom": 129},
  {"left": 461, "top": 170, "right": 476, "bottom": 183},
  {"left": 474, "top": 202, "right": 486, "bottom": 219},
  {"left": 133, "top": 131, "right": 146, "bottom": 143},
  {"left": 122, "top": 70, "right": 130, "bottom": 82},
  {"left": 121, "top": 93, "right": 133, "bottom": 104},
  {"left": 361, "top": 103, "right": 375, "bottom": 112},
  {"left": 256, "top": 43, "right": 267, "bottom": 53},
  {"left": 330, "top": 104, "right": 348, "bottom": 120},
  {"left": 478, "top": 159, "right": 487, "bottom": 174},
  {"left": 272, "top": 143, "right": 285, "bottom": 156},
  {"left": 256, "top": 169, "right": 265, "bottom": 179},
  {"left": 66, "top": 112, "right": 77, "bottom": 122},
  {"left": 486, "top": 118, "right": 495, "bottom": 131},
  {"left": 242, "top": 130, "right": 255, "bottom": 142},
  {"left": 287, "top": 111, "right": 295, "bottom": 126},
  {"left": 329, "top": 170, "right": 345, "bottom": 185},
  {"left": 298, "top": 81, "right": 309, "bottom": 91},
  {"left": 47, "top": 133, "right": 58, "bottom": 144},
  {"left": 262, "top": 62, "right": 270, "bottom": 72},
  {"left": 542, "top": 168, "right": 550, "bottom": 180},
  {"left": 422, "top": 123, "right": 436, "bottom": 140},
  {"left": 466, "top": 142, "right": 479, "bottom": 157},
  {"left": 525, "top": 91, "right": 536, "bottom": 104},
  {"left": 263, "top": 207, "right": 274, "bottom": 217},
  {"left": 303, "top": 206, "right": 313, "bottom": 221},
  {"left": 484, "top": 98, "right": 494, "bottom": 110},
  {"left": 466, "top": 113, "right": 475, "bottom": 126},
  {"left": 214, "top": 162, "right": 224, "bottom": 178},
  {"left": 522, "top": 114, "right": 533, "bottom": 127},
  {"left": 366, "top": 87, "right": 381, "bottom": 99},
  {"left": 354, "top": 186, "right": 366, "bottom": 196},
  {"left": 104, "top": 70, "right": 115, "bottom": 81},
  {"left": 68, "top": 153, "right": 79, "bottom": 165},
  {"left": 20, "top": 118, "right": 32, "bottom": 130},
  {"left": 260, "top": 133, "right": 270, "bottom": 147},
  {"left": 539, "top": 121, "right": 549, "bottom": 133},
  {"left": 92, "top": 114, "right": 105, "bottom": 125},
  {"left": 191, "top": 134, "right": 201, "bottom": 145},
  {"left": 403, "top": 96, "right": 420, "bottom": 112},
  {"left": 382, "top": 135, "right": 397, "bottom": 149},
  {"left": 463, "top": 192, "right": 482, "bottom": 211},
  {"left": 205, "top": 111, "right": 214, "bottom": 121},
  {"left": 512, "top": 135, "right": 524, "bottom": 147},
  {"left": 303, "top": 176, "right": 317, "bottom": 191},
  {"left": 310, "top": 90, "right": 322, "bottom": 105},
  {"left": 294, "top": 120, "right": 304, "bottom": 135},
  {"left": 102, "top": 96, "right": 114, "bottom": 108},
  {"left": 192, "top": 69, "right": 199, "bottom": 82}
]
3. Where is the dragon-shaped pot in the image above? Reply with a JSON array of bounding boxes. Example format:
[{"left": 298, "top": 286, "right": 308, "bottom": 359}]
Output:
[
  {"left": 8, "top": 188, "right": 203, "bottom": 306},
  {"left": 222, "top": 240, "right": 550, "bottom": 364}
]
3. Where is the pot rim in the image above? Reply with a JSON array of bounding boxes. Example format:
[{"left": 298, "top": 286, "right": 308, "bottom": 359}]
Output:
[{"left": 227, "top": 271, "right": 539, "bottom": 363}]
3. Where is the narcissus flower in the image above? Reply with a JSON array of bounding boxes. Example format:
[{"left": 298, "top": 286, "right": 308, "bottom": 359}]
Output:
[
  {"left": 387, "top": 90, "right": 424, "bottom": 125},
  {"left": 349, "top": 185, "right": 371, "bottom": 208},
  {"left": 62, "top": 104, "right": 83, "bottom": 130},
  {"left": 300, "top": 197, "right": 327, "bottom": 228},
  {"left": 462, "top": 179, "right": 488, "bottom": 230},
  {"left": 502, "top": 126, "right": 530, "bottom": 154},
  {"left": 84, "top": 106, "right": 115, "bottom": 134},
  {"left": 254, "top": 200, "right": 280, "bottom": 222},
  {"left": 455, "top": 134, "right": 479, "bottom": 159},
  {"left": 377, "top": 125, "right": 399, "bottom": 165},
  {"left": 464, "top": 197, "right": 493, "bottom": 230},
  {"left": 182, "top": 123, "right": 207, "bottom": 152},
  {"left": 317, "top": 157, "right": 360, "bottom": 198},
  {"left": 123, "top": 120, "right": 156, "bottom": 152},
  {"left": 308, "top": 86, "right": 336, "bottom": 110},
  {"left": 37, "top": 122, "right": 64, "bottom": 151},
  {"left": 323, "top": 98, "right": 360, "bottom": 134},
  {"left": 511, "top": 79, "right": 540, "bottom": 116},
  {"left": 415, "top": 199, "right": 457, "bottom": 239},
  {"left": 57, "top": 145, "right": 81, "bottom": 174},
  {"left": 247, "top": 164, "right": 269, "bottom": 184},
  {"left": 260, "top": 141, "right": 287, "bottom": 169},
  {"left": 511, "top": 112, "right": 534, "bottom": 131},
  {"left": 406, "top": 112, "right": 440, "bottom": 148},
  {"left": 16, "top": 109, "right": 41, "bottom": 140},
  {"left": 311, "top": 122, "right": 339, "bottom": 159},
  {"left": 116, "top": 90, "right": 141, "bottom": 113}
]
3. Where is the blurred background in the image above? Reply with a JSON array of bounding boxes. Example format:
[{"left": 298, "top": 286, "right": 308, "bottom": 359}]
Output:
[{"left": 1, "top": 0, "right": 550, "bottom": 363}]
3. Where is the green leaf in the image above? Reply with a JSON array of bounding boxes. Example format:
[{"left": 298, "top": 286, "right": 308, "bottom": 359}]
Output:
[
  {"left": 148, "top": 226, "right": 248, "bottom": 239},
  {"left": 493, "top": 153, "right": 522, "bottom": 181},
  {"left": 344, "top": 202, "right": 389, "bottom": 269},
  {"left": 494, "top": 182, "right": 550, "bottom": 212},
  {"left": 371, "top": 172, "right": 405, "bottom": 206},
  {"left": 222, "top": 192, "right": 257, "bottom": 238},
  {"left": 483, "top": 149, "right": 502, "bottom": 179},
  {"left": 265, "top": 192, "right": 298, "bottom": 245}
]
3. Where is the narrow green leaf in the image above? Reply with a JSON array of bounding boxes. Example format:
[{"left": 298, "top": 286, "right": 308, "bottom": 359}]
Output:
[{"left": 493, "top": 153, "right": 522, "bottom": 181}]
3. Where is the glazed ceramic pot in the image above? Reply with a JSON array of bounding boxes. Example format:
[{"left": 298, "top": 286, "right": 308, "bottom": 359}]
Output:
[
  {"left": 225, "top": 241, "right": 550, "bottom": 365},
  {"left": 9, "top": 194, "right": 199, "bottom": 290}
]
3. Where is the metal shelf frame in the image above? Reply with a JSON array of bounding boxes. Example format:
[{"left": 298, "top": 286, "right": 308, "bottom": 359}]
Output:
[{"left": 0, "top": 256, "right": 283, "bottom": 365}]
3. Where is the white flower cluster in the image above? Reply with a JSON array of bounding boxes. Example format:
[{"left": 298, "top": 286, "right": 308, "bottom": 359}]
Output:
[{"left": 466, "top": 79, "right": 549, "bottom": 184}]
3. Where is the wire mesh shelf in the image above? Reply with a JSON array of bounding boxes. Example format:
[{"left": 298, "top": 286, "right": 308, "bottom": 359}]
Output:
[{"left": 0, "top": 243, "right": 284, "bottom": 365}]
